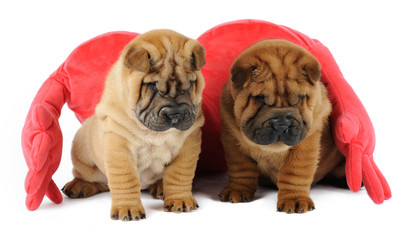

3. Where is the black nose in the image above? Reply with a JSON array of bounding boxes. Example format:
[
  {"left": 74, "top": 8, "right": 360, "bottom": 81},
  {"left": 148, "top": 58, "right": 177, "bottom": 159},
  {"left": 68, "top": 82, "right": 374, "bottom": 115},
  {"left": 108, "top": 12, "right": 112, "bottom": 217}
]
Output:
[
  {"left": 268, "top": 113, "right": 293, "bottom": 134},
  {"left": 167, "top": 113, "right": 184, "bottom": 125},
  {"left": 161, "top": 106, "right": 187, "bottom": 126}
]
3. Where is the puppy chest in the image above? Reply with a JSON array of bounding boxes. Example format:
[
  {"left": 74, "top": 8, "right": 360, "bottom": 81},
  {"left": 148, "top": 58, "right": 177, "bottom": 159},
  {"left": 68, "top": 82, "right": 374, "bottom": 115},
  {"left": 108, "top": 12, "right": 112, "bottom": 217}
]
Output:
[
  {"left": 134, "top": 143, "right": 179, "bottom": 189},
  {"left": 253, "top": 151, "right": 290, "bottom": 178}
]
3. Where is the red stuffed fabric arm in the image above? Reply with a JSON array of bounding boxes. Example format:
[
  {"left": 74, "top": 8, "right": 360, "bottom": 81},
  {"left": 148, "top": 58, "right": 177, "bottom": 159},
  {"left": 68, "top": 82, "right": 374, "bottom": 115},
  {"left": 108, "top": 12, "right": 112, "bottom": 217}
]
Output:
[
  {"left": 22, "top": 67, "right": 69, "bottom": 210},
  {"left": 22, "top": 31, "right": 138, "bottom": 210},
  {"left": 62, "top": 31, "right": 139, "bottom": 122},
  {"left": 310, "top": 41, "right": 391, "bottom": 203}
]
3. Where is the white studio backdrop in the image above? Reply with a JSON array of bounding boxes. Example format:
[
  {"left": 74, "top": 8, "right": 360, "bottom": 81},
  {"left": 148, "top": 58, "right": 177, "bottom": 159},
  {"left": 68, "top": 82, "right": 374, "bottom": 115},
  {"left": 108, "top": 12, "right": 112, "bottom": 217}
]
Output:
[{"left": 1, "top": 0, "right": 411, "bottom": 239}]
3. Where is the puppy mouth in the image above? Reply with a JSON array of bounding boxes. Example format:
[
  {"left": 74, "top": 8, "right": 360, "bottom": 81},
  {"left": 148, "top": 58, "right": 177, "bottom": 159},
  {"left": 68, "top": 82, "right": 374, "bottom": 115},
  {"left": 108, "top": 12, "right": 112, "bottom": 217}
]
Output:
[
  {"left": 139, "top": 104, "right": 196, "bottom": 132},
  {"left": 244, "top": 114, "right": 303, "bottom": 146},
  {"left": 251, "top": 125, "right": 302, "bottom": 146}
]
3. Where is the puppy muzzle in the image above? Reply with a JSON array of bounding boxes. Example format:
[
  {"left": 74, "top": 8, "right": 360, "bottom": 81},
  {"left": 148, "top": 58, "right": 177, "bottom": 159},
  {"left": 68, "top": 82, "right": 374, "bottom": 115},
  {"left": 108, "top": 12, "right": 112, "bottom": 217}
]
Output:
[
  {"left": 251, "top": 112, "right": 302, "bottom": 146},
  {"left": 160, "top": 105, "right": 194, "bottom": 131}
]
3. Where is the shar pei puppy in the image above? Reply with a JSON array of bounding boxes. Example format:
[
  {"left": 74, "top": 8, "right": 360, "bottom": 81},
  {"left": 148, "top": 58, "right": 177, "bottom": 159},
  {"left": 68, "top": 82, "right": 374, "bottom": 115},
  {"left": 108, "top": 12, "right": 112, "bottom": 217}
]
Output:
[
  {"left": 62, "top": 29, "right": 206, "bottom": 220},
  {"left": 219, "top": 39, "right": 346, "bottom": 213}
]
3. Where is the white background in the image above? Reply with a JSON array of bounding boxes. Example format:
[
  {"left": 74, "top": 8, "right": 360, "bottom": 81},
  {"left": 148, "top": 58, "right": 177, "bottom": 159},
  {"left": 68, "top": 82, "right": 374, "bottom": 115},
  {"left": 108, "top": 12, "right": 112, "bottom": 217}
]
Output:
[{"left": 1, "top": 0, "right": 411, "bottom": 239}]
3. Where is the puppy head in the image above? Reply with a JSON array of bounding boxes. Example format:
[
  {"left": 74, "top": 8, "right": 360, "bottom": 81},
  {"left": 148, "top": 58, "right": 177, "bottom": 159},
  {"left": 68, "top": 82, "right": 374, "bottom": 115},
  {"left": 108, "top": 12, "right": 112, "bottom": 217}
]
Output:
[
  {"left": 229, "top": 39, "right": 328, "bottom": 148},
  {"left": 121, "top": 29, "right": 205, "bottom": 132}
]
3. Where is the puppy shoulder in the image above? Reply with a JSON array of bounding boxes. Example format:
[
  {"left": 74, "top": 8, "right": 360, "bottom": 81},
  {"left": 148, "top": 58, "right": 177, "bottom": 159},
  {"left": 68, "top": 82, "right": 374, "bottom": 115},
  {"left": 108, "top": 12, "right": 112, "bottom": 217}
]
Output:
[
  {"left": 220, "top": 82, "right": 235, "bottom": 117},
  {"left": 316, "top": 82, "right": 332, "bottom": 121}
]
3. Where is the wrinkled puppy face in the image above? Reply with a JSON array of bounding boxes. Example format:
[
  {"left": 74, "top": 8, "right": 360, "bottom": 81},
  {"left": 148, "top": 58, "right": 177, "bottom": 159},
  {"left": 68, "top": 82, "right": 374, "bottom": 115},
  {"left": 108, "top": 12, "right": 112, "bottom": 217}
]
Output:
[
  {"left": 230, "top": 39, "right": 322, "bottom": 147},
  {"left": 123, "top": 30, "right": 205, "bottom": 132}
]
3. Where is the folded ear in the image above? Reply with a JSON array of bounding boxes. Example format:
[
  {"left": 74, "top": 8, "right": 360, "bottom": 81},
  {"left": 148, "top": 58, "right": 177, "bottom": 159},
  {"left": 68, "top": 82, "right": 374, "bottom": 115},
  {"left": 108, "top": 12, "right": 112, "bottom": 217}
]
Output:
[
  {"left": 300, "top": 55, "right": 321, "bottom": 84},
  {"left": 184, "top": 40, "right": 206, "bottom": 70},
  {"left": 124, "top": 45, "right": 151, "bottom": 72},
  {"left": 230, "top": 59, "right": 256, "bottom": 89}
]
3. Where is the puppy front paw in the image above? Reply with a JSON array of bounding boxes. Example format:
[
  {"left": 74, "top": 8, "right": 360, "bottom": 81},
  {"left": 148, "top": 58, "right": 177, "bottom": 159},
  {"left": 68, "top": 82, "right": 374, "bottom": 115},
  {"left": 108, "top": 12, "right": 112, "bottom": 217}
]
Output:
[
  {"left": 110, "top": 200, "right": 146, "bottom": 221},
  {"left": 164, "top": 196, "right": 199, "bottom": 213},
  {"left": 219, "top": 186, "right": 255, "bottom": 203},
  {"left": 277, "top": 196, "right": 315, "bottom": 214},
  {"left": 148, "top": 179, "right": 164, "bottom": 199}
]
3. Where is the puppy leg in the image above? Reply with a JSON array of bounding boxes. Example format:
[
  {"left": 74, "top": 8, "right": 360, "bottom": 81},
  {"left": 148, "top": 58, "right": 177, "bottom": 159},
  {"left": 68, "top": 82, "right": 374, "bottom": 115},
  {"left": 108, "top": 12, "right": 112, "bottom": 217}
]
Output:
[
  {"left": 319, "top": 159, "right": 348, "bottom": 188},
  {"left": 104, "top": 132, "right": 145, "bottom": 221},
  {"left": 62, "top": 178, "right": 108, "bottom": 199},
  {"left": 162, "top": 129, "right": 201, "bottom": 213},
  {"left": 277, "top": 133, "right": 320, "bottom": 213},
  {"left": 148, "top": 179, "right": 164, "bottom": 199},
  {"left": 219, "top": 153, "right": 259, "bottom": 203},
  {"left": 219, "top": 128, "right": 259, "bottom": 203},
  {"left": 313, "top": 124, "right": 347, "bottom": 187},
  {"left": 63, "top": 128, "right": 108, "bottom": 198}
]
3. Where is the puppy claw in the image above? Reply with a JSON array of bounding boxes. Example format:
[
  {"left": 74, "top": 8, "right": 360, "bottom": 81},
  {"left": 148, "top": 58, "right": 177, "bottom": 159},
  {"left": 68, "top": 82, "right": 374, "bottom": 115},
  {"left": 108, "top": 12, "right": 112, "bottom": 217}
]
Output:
[
  {"left": 164, "top": 197, "right": 198, "bottom": 213},
  {"left": 219, "top": 186, "right": 255, "bottom": 203},
  {"left": 148, "top": 179, "right": 164, "bottom": 200},
  {"left": 110, "top": 201, "right": 146, "bottom": 221},
  {"left": 277, "top": 196, "right": 315, "bottom": 214},
  {"left": 62, "top": 178, "right": 108, "bottom": 198}
]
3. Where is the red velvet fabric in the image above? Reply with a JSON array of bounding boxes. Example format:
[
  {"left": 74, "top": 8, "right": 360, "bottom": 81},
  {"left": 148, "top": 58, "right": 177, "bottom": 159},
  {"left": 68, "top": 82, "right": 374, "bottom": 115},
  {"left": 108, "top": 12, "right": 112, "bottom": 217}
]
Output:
[{"left": 22, "top": 20, "right": 391, "bottom": 211}]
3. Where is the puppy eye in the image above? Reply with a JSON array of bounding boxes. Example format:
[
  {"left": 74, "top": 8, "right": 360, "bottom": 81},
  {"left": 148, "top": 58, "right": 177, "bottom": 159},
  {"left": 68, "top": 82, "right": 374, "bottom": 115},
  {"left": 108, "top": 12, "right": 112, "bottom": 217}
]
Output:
[
  {"left": 299, "top": 94, "right": 309, "bottom": 99},
  {"left": 143, "top": 82, "right": 157, "bottom": 91},
  {"left": 253, "top": 95, "right": 266, "bottom": 104},
  {"left": 296, "top": 94, "right": 309, "bottom": 104},
  {"left": 144, "top": 82, "right": 156, "bottom": 87},
  {"left": 180, "top": 80, "right": 197, "bottom": 95}
]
